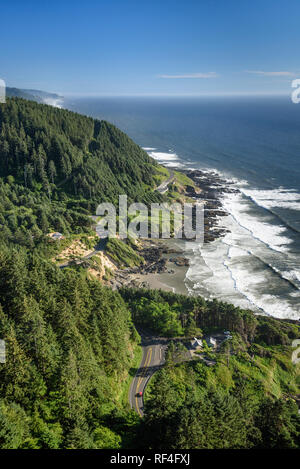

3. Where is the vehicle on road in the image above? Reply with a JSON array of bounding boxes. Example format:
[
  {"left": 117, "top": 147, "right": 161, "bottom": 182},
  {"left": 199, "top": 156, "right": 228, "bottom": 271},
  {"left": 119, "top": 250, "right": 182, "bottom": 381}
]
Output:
[{"left": 137, "top": 391, "right": 143, "bottom": 397}]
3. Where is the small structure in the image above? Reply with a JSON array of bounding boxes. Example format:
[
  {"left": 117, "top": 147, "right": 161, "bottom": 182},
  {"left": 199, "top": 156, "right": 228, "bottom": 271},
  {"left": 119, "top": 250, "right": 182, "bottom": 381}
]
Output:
[
  {"left": 224, "top": 331, "right": 232, "bottom": 340},
  {"left": 205, "top": 360, "right": 216, "bottom": 367},
  {"left": 0, "top": 340, "right": 6, "bottom": 363},
  {"left": 207, "top": 336, "right": 217, "bottom": 348},
  {"left": 47, "top": 232, "right": 64, "bottom": 241},
  {"left": 191, "top": 337, "right": 203, "bottom": 349}
]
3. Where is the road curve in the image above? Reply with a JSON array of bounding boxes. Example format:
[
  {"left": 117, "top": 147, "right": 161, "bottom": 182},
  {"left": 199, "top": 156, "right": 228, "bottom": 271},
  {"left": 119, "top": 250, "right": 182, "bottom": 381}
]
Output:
[
  {"left": 129, "top": 330, "right": 167, "bottom": 417},
  {"left": 156, "top": 170, "right": 175, "bottom": 194}
]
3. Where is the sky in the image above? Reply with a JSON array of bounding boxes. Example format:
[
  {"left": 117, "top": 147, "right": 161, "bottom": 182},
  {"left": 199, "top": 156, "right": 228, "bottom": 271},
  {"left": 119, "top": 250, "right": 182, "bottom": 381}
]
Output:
[{"left": 1, "top": 0, "right": 300, "bottom": 96}]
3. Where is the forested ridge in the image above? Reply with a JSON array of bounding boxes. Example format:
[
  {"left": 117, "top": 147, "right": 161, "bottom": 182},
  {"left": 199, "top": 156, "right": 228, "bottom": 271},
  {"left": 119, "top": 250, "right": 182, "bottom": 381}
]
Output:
[
  {"left": 121, "top": 287, "right": 300, "bottom": 345},
  {"left": 0, "top": 97, "right": 299, "bottom": 449},
  {"left": 0, "top": 98, "right": 158, "bottom": 202},
  {"left": 0, "top": 98, "right": 162, "bottom": 247},
  {"left": 122, "top": 289, "right": 300, "bottom": 448},
  {"left": 0, "top": 98, "right": 151, "bottom": 448}
]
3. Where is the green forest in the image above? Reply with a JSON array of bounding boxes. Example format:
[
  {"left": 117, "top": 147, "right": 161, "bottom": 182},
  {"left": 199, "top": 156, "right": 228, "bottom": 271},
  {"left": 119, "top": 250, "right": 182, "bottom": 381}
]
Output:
[
  {"left": 0, "top": 98, "right": 299, "bottom": 449},
  {"left": 0, "top": 98, "right": 162, "bottom": 247}
]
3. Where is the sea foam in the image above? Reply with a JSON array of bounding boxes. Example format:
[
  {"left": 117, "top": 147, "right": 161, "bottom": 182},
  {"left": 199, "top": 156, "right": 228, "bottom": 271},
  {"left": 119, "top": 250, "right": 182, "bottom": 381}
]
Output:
[
  {"left": 144, "top": 145, "right": 300, "bottom": 318},
  {"left": 241, "top": 187, "right": 300, "bottom": 212}
]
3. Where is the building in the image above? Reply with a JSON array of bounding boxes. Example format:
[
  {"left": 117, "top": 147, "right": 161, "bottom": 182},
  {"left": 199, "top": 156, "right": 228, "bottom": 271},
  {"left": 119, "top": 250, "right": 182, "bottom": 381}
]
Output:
[
  {"left": 224, "top": 331, "right": 232, "bottom": 340},
  {"left": 47, "top": 232, "right": 64, "bottom": 241},
  {"left": 191, "top": 337, "right": 203, "bottom": 349}
]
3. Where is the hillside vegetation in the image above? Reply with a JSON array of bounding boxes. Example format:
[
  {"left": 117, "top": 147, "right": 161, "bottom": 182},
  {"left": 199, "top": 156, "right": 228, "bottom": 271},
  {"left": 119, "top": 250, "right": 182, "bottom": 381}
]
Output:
[
  {"left": 0, "top": 98, "right": 162, "bottom": 247},
  {"left": 0, "top": 97, "right": 299, "bottom": 449},
  {"left": 121, "top": 288, "right": 300, "bottom": 345},
  {"left": 0, "top": 245, "right": 141, "bottom": 449},
  {"left": 143, "top": 351, "right": 300, "bottom": 449}
]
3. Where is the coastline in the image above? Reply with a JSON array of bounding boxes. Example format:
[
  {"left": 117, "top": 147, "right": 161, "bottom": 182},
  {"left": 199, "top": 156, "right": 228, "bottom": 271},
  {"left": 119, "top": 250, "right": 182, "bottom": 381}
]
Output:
[
  {"left": 108, "top": 166, "right": 235, "bottom": 295},
  {"left": 56, "top": 104, "right": 299, "bottom": 320},
  {"left": 108, "top": 160, "right": 300, "bottom": 320},
  {"left": 113, "top": 239, "right": 191, "bottom": 295}
]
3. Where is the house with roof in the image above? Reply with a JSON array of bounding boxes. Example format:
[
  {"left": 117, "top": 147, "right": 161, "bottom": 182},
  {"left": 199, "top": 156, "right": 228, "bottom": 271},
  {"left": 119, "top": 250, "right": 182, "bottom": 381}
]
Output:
[
  {"left": 47, "top": 232, "right": 64, "bottom": 241},
  {"left": 191, "top": 337, "right": 203, "bottom": 349}
]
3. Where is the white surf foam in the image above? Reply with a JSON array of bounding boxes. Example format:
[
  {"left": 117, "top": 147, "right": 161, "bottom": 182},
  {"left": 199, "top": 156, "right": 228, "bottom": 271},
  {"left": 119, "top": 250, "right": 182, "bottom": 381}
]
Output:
[
  {"left": 222, "top": 192, "right": 293, "bottom": 253},
  {"left": 223, "top": 245, "right": 299, "bottom": 319},
  {"left": 184, "top": 185, "right": 300, "bottom": 318},
  {"left": 43, "top": 98, "right": 63, "bottom": 108},
  {"left": 148, "top": 151, "right": 179, "bottom": 161},
  {"left": 146, "top": 150, "right": 185, "bottom": 167},
  {"left": 143, "top": 146, "right": 300, "bottom": 319},
  {"left": 185, "top": 228, "right": 300, "bottom": 319},
  {"left": 241, "top": 187, "right": 300, "bottom": 212}
]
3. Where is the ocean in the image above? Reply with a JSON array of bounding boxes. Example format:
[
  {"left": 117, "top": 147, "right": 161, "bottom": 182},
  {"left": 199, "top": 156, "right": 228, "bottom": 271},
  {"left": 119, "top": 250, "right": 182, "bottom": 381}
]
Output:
[{"left": 62, "top": 96, "right": 300, "bottom": 319}]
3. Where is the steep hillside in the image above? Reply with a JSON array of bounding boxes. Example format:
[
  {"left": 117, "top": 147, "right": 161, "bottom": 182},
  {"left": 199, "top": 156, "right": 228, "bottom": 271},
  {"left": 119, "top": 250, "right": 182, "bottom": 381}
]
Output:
[
  {"left": 0, "top": 98, "right": 162, "bottom": 247},
  {"left": 0, "top": 98, "right": 161, "bottom": 203},
  {"left": 0, "top": 96, "right": 299, "bottom": 450},
  {"left": 0, "top": 245, "right": 140, "bottom": 449}
]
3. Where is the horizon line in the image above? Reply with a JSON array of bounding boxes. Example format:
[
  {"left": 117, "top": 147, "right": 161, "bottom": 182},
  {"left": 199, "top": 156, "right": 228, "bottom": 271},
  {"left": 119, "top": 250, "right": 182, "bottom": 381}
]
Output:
[{"left": 59, "top": 91, "right": 292, "bottom": 98}]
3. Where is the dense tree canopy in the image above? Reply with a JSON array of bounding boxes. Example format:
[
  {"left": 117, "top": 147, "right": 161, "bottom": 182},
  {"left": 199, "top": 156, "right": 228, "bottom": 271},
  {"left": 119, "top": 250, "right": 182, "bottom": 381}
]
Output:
[
  {"left": 0, "top": 97, "right": 299, "bottom": 449},
  {"left": 0, "top": 98, "right": 162, "bottom": 248},
  {"left": 121, "top": 287, "right": 299, "bottom": 344},
  {"left": 0, "top": 245, "right": 139, "bottom": 448},
  {"left": 142, "top": 363, "right": 300, "bottom": 449}
]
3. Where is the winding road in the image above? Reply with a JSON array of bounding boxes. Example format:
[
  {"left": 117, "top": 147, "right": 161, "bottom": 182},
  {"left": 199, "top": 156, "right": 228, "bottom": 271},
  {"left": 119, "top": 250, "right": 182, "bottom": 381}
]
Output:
[
  {"left": 59, "top": 169, "right": 174, "bottom": 270},
  {"left": 156, "top": 170, "right": 175, "bottom": 194},
  {"left": 60, "top": 170, "right": 176, "bottom": 414},
  {"left": 129, "top": 330, "right": 168, "bottom": 417}
]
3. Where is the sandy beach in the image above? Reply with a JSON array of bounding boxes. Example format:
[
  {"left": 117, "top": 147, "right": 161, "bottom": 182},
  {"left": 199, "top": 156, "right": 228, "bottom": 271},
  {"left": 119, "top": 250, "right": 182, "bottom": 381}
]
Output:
[
  {"left": 113, "top": 238, "right": 191, "bottom": 295},
  {"left": 130, "top": 252, "right": 190, "bottom": 295}
]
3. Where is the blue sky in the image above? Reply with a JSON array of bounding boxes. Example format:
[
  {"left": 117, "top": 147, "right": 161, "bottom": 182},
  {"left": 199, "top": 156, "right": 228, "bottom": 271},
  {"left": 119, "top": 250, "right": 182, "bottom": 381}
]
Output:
[{"left": 1, "top": 0, "right": 300, "bottom": 96}]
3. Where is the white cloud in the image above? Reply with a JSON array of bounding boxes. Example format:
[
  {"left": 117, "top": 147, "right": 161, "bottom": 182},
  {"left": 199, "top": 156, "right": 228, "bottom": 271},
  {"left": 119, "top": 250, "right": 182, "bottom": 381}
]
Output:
[
  {"left": 245, "top": 70, "right": 295, "bottom": 77},
  {"left": 159, "top": 72, "right": 218, "bottom": 79}
]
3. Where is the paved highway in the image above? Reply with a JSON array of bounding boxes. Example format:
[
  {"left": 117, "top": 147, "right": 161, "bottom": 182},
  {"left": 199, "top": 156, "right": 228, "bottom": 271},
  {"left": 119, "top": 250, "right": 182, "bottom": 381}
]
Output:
[
  {"left": 156, "top": 170, "right": 175, "bottom": 194},
  {"left": 129, "top": 331, "right": 167, "bottom": 417}
]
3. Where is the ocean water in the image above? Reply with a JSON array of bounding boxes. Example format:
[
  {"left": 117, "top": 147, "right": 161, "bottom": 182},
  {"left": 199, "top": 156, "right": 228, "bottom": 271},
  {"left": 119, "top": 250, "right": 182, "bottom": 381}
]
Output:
[{"left": 63, "top": 96, "right": 300, "bottom": 319}]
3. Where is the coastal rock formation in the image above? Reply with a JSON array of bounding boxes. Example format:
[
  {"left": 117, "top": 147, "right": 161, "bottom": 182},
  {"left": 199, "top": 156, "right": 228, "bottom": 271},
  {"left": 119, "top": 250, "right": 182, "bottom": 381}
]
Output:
[
  {"left": 169, "top": 256, "right": 190, "bottom": 267},
  {"left": 182, "top": 169, "right": 240, "bottom": 243}
]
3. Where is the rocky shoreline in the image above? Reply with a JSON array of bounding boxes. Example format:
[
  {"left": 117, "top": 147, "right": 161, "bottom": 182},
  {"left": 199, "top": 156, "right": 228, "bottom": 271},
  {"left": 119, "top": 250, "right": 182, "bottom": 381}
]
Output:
[
  {"left": 108, "top": 239, "right": 184, "bottom": 290},
  {"left": 107, "top": 167, "right": 239, "bottom": 290},
  {"left": 183, "top": 169, "right": 239, "bottom": 243}
]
